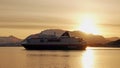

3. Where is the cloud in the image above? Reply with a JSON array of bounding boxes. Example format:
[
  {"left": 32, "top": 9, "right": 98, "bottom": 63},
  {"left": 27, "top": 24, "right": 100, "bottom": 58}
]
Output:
[
  {"left": 99, "top": 24, "right": 120, "bottom": 27},
  {"left": 0, "top": 16, "right": 72, "bottom": 24},
  {"left": 0, "top": 15, "right": 75, "bottom": 30},
  {"left": 0, "top": 24, "right": 59, "bottom": 29}
]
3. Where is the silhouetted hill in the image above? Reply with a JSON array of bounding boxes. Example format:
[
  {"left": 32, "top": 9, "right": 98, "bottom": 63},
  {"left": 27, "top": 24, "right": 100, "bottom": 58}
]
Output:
[
  {"left": 0, "top": 36, "right": 22, "bottom": 46},
  {"left": 39, "top": 29, "right": 110, "bottom": 47},
  {"left": 106, "top": 39, "right": 120, "bottom": 47},
  {"left": 70, "top": 31, "right": 109, "bottom": 46},
  {"left": 106, "top": 37, "right": 120, "bottom": 42}
]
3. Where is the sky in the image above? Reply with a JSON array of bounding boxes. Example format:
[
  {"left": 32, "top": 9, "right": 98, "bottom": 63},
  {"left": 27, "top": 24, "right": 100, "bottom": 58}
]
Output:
[{"left": 0, "top": 0, "right": 120, "bottom": 39}]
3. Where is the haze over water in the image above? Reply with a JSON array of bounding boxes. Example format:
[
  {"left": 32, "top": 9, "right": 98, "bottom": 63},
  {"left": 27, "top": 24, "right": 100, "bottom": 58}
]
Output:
[{"left": 0, "top": 47, "right": 120, "bottom": 68}]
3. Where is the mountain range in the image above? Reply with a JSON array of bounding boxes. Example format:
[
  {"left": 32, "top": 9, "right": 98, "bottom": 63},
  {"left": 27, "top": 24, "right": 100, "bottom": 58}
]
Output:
[
  {"left": 0, "top": 36, "right": 21, "bottom": 46},
  {"left": 0, "top": 29, "right": 119, "bottom": 47},
  {"left": 106, "top": 39, "right": 120, "bottom": 47}
]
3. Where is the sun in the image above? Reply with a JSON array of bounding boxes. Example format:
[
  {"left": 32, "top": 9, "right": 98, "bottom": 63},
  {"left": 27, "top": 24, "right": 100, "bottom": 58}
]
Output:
[{"left": 77, "top": 14, "right": 100, "bottom": 35}]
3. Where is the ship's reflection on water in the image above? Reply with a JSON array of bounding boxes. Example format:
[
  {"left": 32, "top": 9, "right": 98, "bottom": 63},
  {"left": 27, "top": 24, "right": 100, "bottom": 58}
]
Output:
[
  {"left": 26, "top": 51, "right": 71, "bottom": 68},
  {"left": 25, "top": 48, "right": 95, "bottom": 68}
]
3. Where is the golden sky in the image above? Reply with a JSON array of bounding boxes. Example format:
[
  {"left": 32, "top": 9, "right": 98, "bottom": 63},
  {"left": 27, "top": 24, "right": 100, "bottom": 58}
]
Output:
[{"left": 0, "top": 0, "right": 120, "bottom": 38}]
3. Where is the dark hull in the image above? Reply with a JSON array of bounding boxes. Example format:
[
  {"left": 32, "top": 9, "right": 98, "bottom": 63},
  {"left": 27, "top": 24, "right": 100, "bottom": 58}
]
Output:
[{"left": 22, "top": 44, "right": 87, "bottom": 50}]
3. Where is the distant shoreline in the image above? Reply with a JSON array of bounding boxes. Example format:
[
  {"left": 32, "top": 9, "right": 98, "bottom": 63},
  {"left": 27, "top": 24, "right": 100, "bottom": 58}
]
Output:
[{"left": 0, "top": 45, "right": 22, "bottom": 47}]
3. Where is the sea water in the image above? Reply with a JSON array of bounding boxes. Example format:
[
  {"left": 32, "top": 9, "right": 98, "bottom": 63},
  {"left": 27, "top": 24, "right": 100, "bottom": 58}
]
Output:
[{"left": 0, "top": 47, "right": 120, "bottom": 68}]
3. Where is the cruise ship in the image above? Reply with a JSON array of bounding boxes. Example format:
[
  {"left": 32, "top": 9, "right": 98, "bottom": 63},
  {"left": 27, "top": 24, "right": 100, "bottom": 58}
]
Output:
[{"left": 21, "top": 31, "right": 87, "bottom": 50}]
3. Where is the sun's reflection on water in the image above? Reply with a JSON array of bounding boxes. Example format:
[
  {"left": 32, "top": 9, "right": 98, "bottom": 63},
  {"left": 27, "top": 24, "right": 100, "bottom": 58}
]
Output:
[{"left": 81, "top": 49, "right": 95, "bottom": 68}]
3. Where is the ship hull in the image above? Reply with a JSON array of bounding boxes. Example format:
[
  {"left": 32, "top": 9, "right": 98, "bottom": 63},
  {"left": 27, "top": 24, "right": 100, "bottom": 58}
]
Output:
[{"left": 22, "top": 44, "right": 87, "bottom": 50}]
